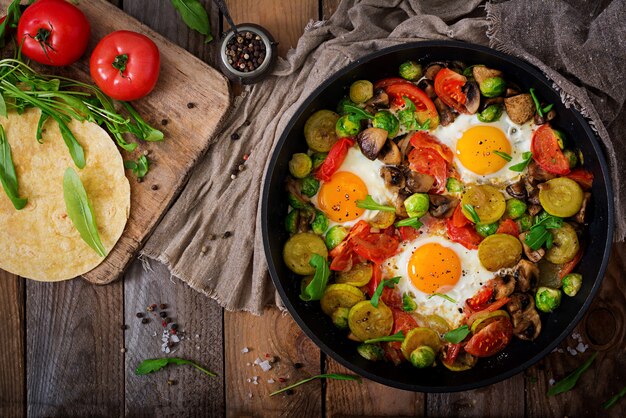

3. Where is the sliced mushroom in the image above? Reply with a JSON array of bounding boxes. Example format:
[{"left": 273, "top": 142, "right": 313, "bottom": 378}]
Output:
[
  {"left": 528, "top": 204, "right": 542, "bottom": 216},
  {"left": 365, "top": 88, "right": 389, "bottom": 108},
  {"left": 380, "top": 166, "right": 405, "bottom": 189},
  {"left": 472, "top": 66, "right": 503, "bottom": 85},
  {"left": 479, "top": 96, "right": 504, "bottom": 112},
  {"left": 417, "top": 79, "right": 436, "bottom": 99},
  {"left": 394, "top": 192, "right": 409, "bottom": 218},
  {"left": 512, "top": 259, "right": 539, "bottom": 292},
  {"left": 428, "top": 194, "right": 458, "bottom": 218},
  {"left": 506, "top": 179, "right": 527, "bottom": 200},
  {"left": 463, "top": 81, "right": 480, "bottom": 114},
  {"left": 378, "top": 140, "right": 402, "bottom": 165},
  {"left": 507, "top": 293, "right": 541, "bottom": 341},
  {"left": 401, "top": 167, "right": 435, "bottom": 193},
  {"left": 504, "top": 93, "right": 535, "bottom": 125},
  {"left": 492, "top": 275, "right": 516, "bottom": 300},
  {"left": 424, "top": 63, "right": 444, "bottom": 80},
  {"left": 434, "top": 97, "right": 456, "bottom": 126},
  {"left": 527, "top": 187, "right": 541, "bottom": 205},
  {"left": 528, "top": 160, "right": 556, "bottom": 184},
  {"left": 396, "top": 134, "right": 413, "bottom": 158},
  {"left": 519, "top": 232, "right": 546, "bottom": 262},
  {"left": 357, "top": 127, "right": 388, "bottom": 160},
  {"left": 574, "top": 192, "right": 591, "bottom": 224}
]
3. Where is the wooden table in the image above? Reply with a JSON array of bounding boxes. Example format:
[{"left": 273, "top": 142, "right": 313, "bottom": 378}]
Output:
[{"left": 1, "top": 1, "right": 625, "bottom": 417}]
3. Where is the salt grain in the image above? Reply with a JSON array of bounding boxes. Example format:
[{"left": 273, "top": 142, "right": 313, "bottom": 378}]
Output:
[
  {"left": 549, "top": 378, "right": 555, "bottom": 386},
  {"left": 171, "top": 335, "right": 180, "bottom": 343},
  {"left": 253, "top": 357, "right": 263, "bottom": 365},
  {"left": 247, "top": 378, "right": 251, "bottom": 383},
  {"left": 267, "top": 378, "right": 275, "bottom": 384},
  {"left": 241, "top": 347, "right": 250, "bottom": 354},
  {"left": 248, "top": 393, "right": 253, "bottom": 399},
  {"left": 567, "top": 347, "right": 578, "bottom": 356},
  {"left": 259, "top": 360, "right": 272, "bottom": 372},
  {"left": 576, "top": 342, "right": 588, "bottom": 353}
]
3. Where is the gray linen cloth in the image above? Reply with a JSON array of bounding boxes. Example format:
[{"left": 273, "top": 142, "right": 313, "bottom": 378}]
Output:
[{"left": 139, "top": 0, "right": 626, "bottom": 314}]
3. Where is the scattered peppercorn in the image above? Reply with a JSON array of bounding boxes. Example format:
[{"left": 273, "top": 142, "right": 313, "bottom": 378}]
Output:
[
  {"left": 225, "top": 30, "right": 267, "bottom": 73},
  {"left": 148, "top": 304, "right": 157, "bottom": 312},
  {"left": 161, "top": 119, "right": 168, "bottom": 126},
  {"left": 201, "top": 245, "right": 208, "bottom": 254},
  {"left": 244, "top": 120, "right": 251, "bottom": 126},
  {"left": 136, "top": 312, "right": 144, "bottom": 318},
  {"left": 141, "top": 318, "right": 150, "bottom": 324},
  {"left": 187, "top": 102, "right": 195, "bottom": 109},
  {"left": 231, "top": 133, "right": 240, "bottom": 140},
  {"left": 167, "top": 379, "right": 176, "bottom": 386},
  {"left": 230, "top": 174, "right": 237, "bottom": 180},
  {"left": 208, "top": 234, "right": 217, "bottom": 241},
  {"left": 151, "top": 184, "right": 159, "bottom": 191},
  {"left": 160, "top": 303, "right": 167, "bottom": 310},
  {"left": 278, "top": 377, "right": 287, "bottom": 382},
  {"left": 159, "top": 311, "right": 167, "bottom": 318},
  {"left": 293, "top": 362, "right": 304, "bottom": 369},
  {"left": 121, "top": 324, "right": 129, "bottom": 330},
  {"left": 223, "top": 231, "right": 233, "bottom": 238}
]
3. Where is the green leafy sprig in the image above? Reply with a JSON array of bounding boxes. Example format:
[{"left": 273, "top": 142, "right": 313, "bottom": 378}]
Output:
[
  {"left": 299, "top": 254, "right": 330, "bottom": 301},
  {"left": 170, "top": 0, "right": 213, "bottom": 43},
  {"left": 443, "top": 325, "right": 470, "bottom": 344},
  {"left": 356, "top": 195, "right": 395, "bottom": 212},
  {"left": 125, "top": 155, "right": 150, "bottom": 179},
  {"left": 0, "top": 124, "right": 27, "bottom": 209},
  {"left": 395, "top": 216, "right": 423, "bottom": 230},
  {"left": 463, "top": 204, "right": 481, "bottom": 224},
  {"left": 509, "top": 151, "right": 533, "bottom": 172},
  {"left": 547, "top": 352, "right": 598, "bottom": 396},
  {"left": 364, "top": 331, "right": 405, "bottom": 344},
  {"left": 493, "top": 150, "right": 512, "bottom": 162},
  {"left": 529, "top": 88, "right": 554, "bottom": 118},
  {"left": 603, "top": 385, "right": 626, "bottom": 409},
  {"left": 370, "top": 276, "right": 400, "bottom": 308},
  {"left": 428, "top": 293, "right": 457, "bottom": 303},
  {"left": 270, "top": 373, "right": 361, "bottom": 397},
  {"left": 524, "top": 215, "right": 563, "bottom": 250},
  {"left": 136, "top": 357, "right": 217, "bottom": 376}
]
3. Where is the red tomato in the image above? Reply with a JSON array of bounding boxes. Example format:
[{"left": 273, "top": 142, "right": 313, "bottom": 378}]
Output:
[
  {"left": 329, "top": 220, "right": 369, "bottom": 271},
  {"left": 466, "top": 297, "right": 511, "bottom": 325},
  {"left": 390, "top": 309, "right": 419, "bottom": 349},
  {"left": 464, "top": 317, "right": 513, "bottom": 357},
  {"left": 434, "top": 68, "right": 468, "bottom": 114},
  {"left": 17, "top": 0, "right": 90, "bottom": 66},
  {"left": 496, "top": 219, "right": 520, "bottom": 237},
  {"left": 466, "top": 286, "right": 495, "bottom": 312},
  {"left": 409, "top": 131, "right": 454, "bottom": 164},
  {"left": 442, "top": 343, "right": 462, "bottom": 366},
  {"left": 352, "top": 233, "right": 400, "bottom": 264},
  {"left": 398, "top": 225, "right": 420, "bottom": 242},
  {"left": 558, "top": 247, "right": 583, "bottom": 280},
  {"left": 451, "top": 204, "right": 470, "bottom": 228},
  {"left": 373, "top": 77, "right": 410, "bottom": 90},
  {"left": 446, "top": 208, "right": 482, "bottom": 250},
  {"left": 408, "top": 147, "right": 448, "bottom": 194},
  {"left": 315, "top": 137, "right": 355, "bottom": 182},
  {"left": 531, "top": 124, "right": 571, "bottom": 175},
  {"left": 567, "top": 168, "right": 594, "bottom": 190},
  {"left": 90, "top": 30, "right": 160, "bottom": 101},
  {"left": 366, "top": 262, "right": 382, "bottom": 297},
  {"left": 384, "top": 83, "right": 439, "bottom": 124}
]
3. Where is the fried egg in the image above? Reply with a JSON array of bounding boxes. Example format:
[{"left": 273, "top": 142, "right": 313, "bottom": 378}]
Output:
[
  {"left": 433, "top": 113, "right": 534, "bottom": 185},
  {"left": 312, "top": 146, "right": 396, "bottom": 228},
  {"left": 382, "top": 232, "right": 493, "bottom": 328}
]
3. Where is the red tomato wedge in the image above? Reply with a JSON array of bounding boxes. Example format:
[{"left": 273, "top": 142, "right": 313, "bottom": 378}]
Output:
[
  {"left": 384, "top": 83, "right": 439, "bottom": 122},
  {"left": 409, "top": 131, "right": 454, "bottom": 164},
  {"left": 567, "top": 168, "right": 594, "bottom": 190},
  {"left": 315, "top": 137, "right": 355, "bottom": 182},
  {"left": 466, "top": 286, "right": 495, "bottom": 312},
  {"left": 451, "top": 204, "right": 470, "bottom": 228},
  {"left": 531, "top": 124, "right": 571, "bottom": 175},
  {"left": 373, "top": 77, "right": 410, "bottom": 90},
  {"left": 464, "top": 317, "right": 513, "bottom": 357},
  {"left": 466, "top": 297, "right": 511, "bottom": 325},
  {"left": 398, "top": 225, "right": 421, "bottom": 242},
  {"left": 390, "top": 309, "right": 419, "bottom": 349},
  {"left": 352, "top": 233, "right": 400, "bottom": 264},
  {"left": 496, "top": 219, "right": 520, "bottom": 237},
  {"left": 329, "top": 220, "right": 369, "bottom": 271},
  {"left": 558, "top": 247, "right": 584, "bottom": 280},
  {"left": 446, "top": 207, "right": 482, "bottom": 250},
  {"left": 434, "top": 68, "right": 468, "bottom": 114},
  {"left": 442, "top": 343, "right": 462, "bottom": 366},
  {"left": 408, "top": 147, "right": 448, "bottom": 194}
]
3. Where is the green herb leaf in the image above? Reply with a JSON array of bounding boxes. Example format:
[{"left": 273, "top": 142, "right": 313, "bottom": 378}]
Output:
[
  {"left": 136, "top": 357, "right": 217, "bottom": 377},
  {"left": 0, "top": 124, "right": 27, "bottom": 209},
  {"left": 525, "top": 215, "right": 563, "bottom": 250},
  {"left": 63, "top": 167, "right": 107, "bottom": 257},
  {"left": 602, "top": 385, "right": 626, "bottom": 409},
  {"left": 463, "top": 204, "right": 481, "bottom": 224},
  {"left": 356, "top": 195, "right": 395, "bottom": 212},
  {"left": 394, "top": 216, "right": 423, "bottom": 229},
  {"left": 529, "top": 88, "right": 553, "bottom": 118},
  {"left": 443, "top": 325, "right": 470, "bottom": 344},
  {"left": 364, "top": 331, "right": 405, "bottom": 344},
  {"left": 270, "top": 373, "right": 360, "bottom": 396},
  {"left": 124, "top": 155, "right": 150, "bottom": 179},
  {"left": 170, "top": 0, "right": 213, "bottom": 43},
  {"left": 122, "top": 102, "right": 164, "bottom": 142},
  {"left": 542, "top": 103, "right": 554, "bottom": 114},
  {"left": 428, "top": 293, "right": 457, "bottom": 303},
  {"left": 415, "top": 118, "right": 430, "bottom": 131},
  {"left": 343, "top": 104, "right": 373, "bottom": 121},
  {"left": 402, "top": 293, "right": 417, "bottom": 312},
  {"left": 0, "top": 0, "right": 21, "bottom": 48},
  {"left": 547, "top": 352, "right": 598, "bottom": 396},
  {"left": 300, "top": 254, "right": 330, "bottom": 301},
  {"left": 398, "top": 96, "right": 417, "bottom": 130},
  {"left": 371, "top": 276, "right": 400, "bottom": 308},
  {"left": 493, "top": 150, "right": 512, "bottom": 162},
  {"left": 36, "top": 112, "right": 49, "bottom": 144},
  {"left": 509, "top": 151, "right": 533, "bottom": 172},
  {"left": 0, "top": 94, "right": 6, "bottom": 117}
]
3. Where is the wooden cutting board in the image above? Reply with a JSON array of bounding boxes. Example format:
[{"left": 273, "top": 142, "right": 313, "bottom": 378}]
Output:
[{"left": 1, "top": 0, "right": 231, "bottom": 285}]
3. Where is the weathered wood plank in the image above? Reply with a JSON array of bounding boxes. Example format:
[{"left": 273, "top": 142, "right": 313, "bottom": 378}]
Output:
[
  {"left": 526, "top": 243, "right": 626, "bottom": 418},
  {"left": 26, "top": 279, "right": 124, "bottom": 416},
  {"left": 223, "top": 309, "right": 322, "bottom": 417},
  {"left": 123, "top": 260, "right": 224, "bottom": 417},
  {"left": 0, "top": 272, "right": 25, "bottom": 418}
]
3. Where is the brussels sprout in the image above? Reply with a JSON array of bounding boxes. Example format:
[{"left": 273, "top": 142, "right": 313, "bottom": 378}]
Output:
[
  {"left": 287, "top": 192, "right": 308, "bottom": 209},
  {"left": 399, "top": 60, "right": 423, "bottom": 81},
  {"left": 372, "top": 110, "right": 400, "bottom": 138},
  {"left": 477, "top": 104, "right": 503, "bottom": 123},
  {"left": 479, "top": 77, "right": 506, "bottom": 98},
  {"left": 349, "top": 80, "right": 374, "bottom": 103},
  {"left": 311, "top": 210, "right": 329, "bottom": 235},
  {"left": 332, "top": 307, "right": 350, "bottom": 329},
  {"left": 446, "top": 178, "right": 464, "bottom": 193},
  {"left": 285, "top": 210, "right": 299, "bottom": 233},
  {"left": 357, "top": 343, "right": 385, "bottom": 361},
  {"left": 289, "top": 153, "right": 312, "bottom": 178},
  {"left": 563, "top": 149, "right": 578, "bottom": 169},
  {"left": 476, "top": 222, "right": 498, "bottom": 237},
  {"left": 535, "top": 286, "right": 562, "bottom": 313},
  {"left": 336, "top": 114, "right": 360, "bottom": 137},
  {"left": 404, "top": 193, "right": 430, "bottom": 218},
  {"left": 517, "top": 214, "right": 533, "bottom": 232},
  {"left": 553, "top": 129, "right": 566, "bottom": 149},
  {"left": 402, "top": 293, "right": 417, "bottom": 312},
  {"left": 562, "top": 273, "right": 582, "bottom": 297},
  {"left": 311, "top": 152, "right": 327, "bottom": 169},
  {"left": 337, "top": 97, "right": 355, "bottom": 115},
  {"left": 506, "top": 198, "right": 527, "bottom": 220},
  {"left": 325, "top": 225, "right": 348, "bottom": 250},
  {"left": 410, "top": 346, "right": 436, "bottom": 368},
  {"left": 301, "top": 176, "right": 320, "bottom": 197}
]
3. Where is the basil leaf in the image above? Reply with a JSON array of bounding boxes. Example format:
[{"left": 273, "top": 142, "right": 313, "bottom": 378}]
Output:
[
  {"left": 428, "top": 293, "right": 457, "bottom": 303},
  {"left": 547, "top": 352, "right": 598, "bottom": 396},
  {"left": 402, "top": 293, "right": 417, "bottom": 312},
  {"left": 270, "top": 373, "right": 361, "bottom": 397},
  {"left": 364, "top": 331, "right": 405, "bottom": 344},
  {"left": 493, "top": 150, "right": 512, "bottom": 162},
  {"left": 463, "top": 204, "right": 481, "bottom": 224},
  {"left": 136, "top": 357, "right": 217, "bottom": 376},
  {"left": 0, "top": 124, "right": 27, "bottom": 209},
  {"left": 170, "top": 0, "right": 213, "bottom": 43},
  {"left": 395, "top": 216, "right": 423, "bottom": 229},
  {"left": 370, "top": 276, "right": 400, "bottom": 308},
  {"left": 63, "top": 167, "right": 107, "bottom": 257},
  {"left": 300, "top": 254, "right": 330, "bottom": 301},
  {"left": 356, "top": 195, "right": 395, "bottom": 212},
  {"left": 343, "top": 104, "right": 373, "bottom": 121},
  {"left": 602, "top": 385, "right": 626, "bottom": 409},
  {"left": 444, "top": 325, "right": 470, "bottom": 344}
]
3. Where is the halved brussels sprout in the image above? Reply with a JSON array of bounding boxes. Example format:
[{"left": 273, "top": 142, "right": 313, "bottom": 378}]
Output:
[
  {"left": 399, "top": 60, "right": 423, "bottom": 81},
  {"left": 404, "top": 193, "right": 430, "bottom": 218},
  {"left": 331, "top": 307, "right": 350, "bottom": 329},
  {"left": 325, "top": 225, "right": 349, "bottom": 250},
  {"left": 372, "top": 110, "right": 400, "bottom": 138},
  {"left": 480, "top": 77, "right": 506, "bottom": 98},
  {"left": 289, "top": 153, "right": 312, "bottom": 178},
  {"left": 477, "top": 104, "right": 503, "bottom": 123},
  {"left": 349, "top": 80, "right": 374, "bottom": 103},
  {"left": 562, "top": 273, "right": 582, "bottom": 297},
  {"left": 410, "top": 346, "right": 436, "bottom": 368},
  {"left": 535, "top": 286, "right": 562, "bottom": 313},
  {"left": 311, "top": 210, "right": 329, "bottom": 235},
  {"left": 357, "top": 343, "right": 385, "bottom": 361},
  {"left": 506, "top": 198, "right": 527, "bottom": 219},
  {"left": 336, "top": 114, "right": 361, "bottom": 138},
  {"left": 301, "top": 176, "right": 320, "bottom": 197}
]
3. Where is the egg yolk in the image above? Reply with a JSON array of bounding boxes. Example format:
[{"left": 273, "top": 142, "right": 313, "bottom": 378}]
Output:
[
  {"left": 408, "top": 243, "right": 461, "bottom": 294},
  {"left": 317, "top": 171, "right": 368, "bottom": 223},
  {"left": 456, "top": 126, "right": 512, "bottom": 175}
]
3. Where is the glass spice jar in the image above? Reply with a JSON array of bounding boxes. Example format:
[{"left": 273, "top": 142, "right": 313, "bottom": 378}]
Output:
[{"left": 219, "top": 24, "right": 277, "bottom": 84}]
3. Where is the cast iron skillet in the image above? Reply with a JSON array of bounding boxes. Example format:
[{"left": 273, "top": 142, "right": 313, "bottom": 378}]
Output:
[{"left": 261, "top": 41, "right": 614, "bottom": 392}]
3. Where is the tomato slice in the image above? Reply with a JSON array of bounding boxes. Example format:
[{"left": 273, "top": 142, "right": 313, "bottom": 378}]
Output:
[
  {"left": 558, "top": 247, "right": 584, "bottom": 280},
  {"left": 408, "top": 147, "right": 448, "bottom": 194},
  {"left": 329, "top": 220, "right": 369, "bottom": 271},
  {"left": 398, "top": 225, "right": 421, "bottom": 242},
  {"left": 434, "top": 68, "right": 468, "bottom": 114},
  {"left": 466, "top": 286, "right": 495, "bottom": 312},
  {"left": 496, "top": 219, "right": 520, "bottom": 237},
  {"left": 464, "top": 317, "right": 513, "bottom": 357},
  {"left": 451, "top": 204, "right": 470, "bottom": 228},
  {"left": 531, "top": 124, "right": 571, "bottom": 175},
  {"left": 366, "top": 262, "right": 382, "bottom": 297},
  {"left": 373, "top": 77, "right": 411, "bottom": 90},
  {"left": 352, "top": 233, "right": 400, "bottom": 264},
  {"left": 466, "top": 297, "right": 511, "bottom": 325},
  {"left": 384, "top": 83, "right": 439, "bottom": 123},
  {"left": 446, "top": 213, "right": 483, "bottom": 250},
  {"left": 567, "top": 168, "right": 594, "bottom": 190},
  {"left": 315, "top": 137, "right": 355, "bottom": 182},
  {"left": 409, "top": 131, "right": 454, "bottom": 164},
  {"left": 442, "top": 343, "right": 462, "bottom": 366},
  {"left": 390, "top": 309, "right": 419, "bottom": 349}
]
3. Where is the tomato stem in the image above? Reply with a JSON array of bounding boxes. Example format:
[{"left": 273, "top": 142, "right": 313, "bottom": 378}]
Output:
[
  {"left": 112, "top": 54, "right": 128, "bottom": 75},
  {"left": 27, "top": 23, "right": 56, "bottom": 63}
]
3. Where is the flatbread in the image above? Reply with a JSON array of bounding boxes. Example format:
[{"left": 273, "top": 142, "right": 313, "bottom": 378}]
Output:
[{"left": 0, "top": 108, "right": 130, "bottom": 281}]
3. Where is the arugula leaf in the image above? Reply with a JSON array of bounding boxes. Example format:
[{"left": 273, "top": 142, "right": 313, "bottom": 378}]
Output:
[
  {"left": 371, "top": 276, "right": 400, "bottom": 308},
  {"left": 395, "top": 216, "right": 423, "bottom": 229},
  {"left": 397, "top": 97, "right": 417, "bottom": 130},
  {"left": 36, "top": 112, "right": 50, "bottom": 144},
  {"left": 402, "top": 293, "right": 417, "bottom": 312},
  {"left": 300, "top": 254, "right": 330, "bottom": 301},
  {"left": 443, "top": 325, "right": 470, "bottom": 344},
  {"left": 124, "top": 155, "right": 150, "bottom": 179},
  {"left": 343, "top": 104, "right": 373, "bottom": 121},
  {"left": 542, "top": 103, "right": 554, "bottom": 114},
  {"left": 122, "top": 102, "right": 164, "bottom": 142},
  {"left": 529, "top": 88, "right": 553, "bottom": 118},
  {"left": 0, "top": 124, "right": 27, "bottom": 209},
  {"left": 415, "top": 118, "right": 430, "bottom": 131},
  {"left": 493, "top": 150, "right": 512, "bottom": 162},
  {"left": 547, "top": 352, "right": 597, "bottom": 396},
  {"left": 525, "top": 215, "right": 563, "bottom": 250},
  {"left": 136, "top": 357, "right": 217, "bottom": 377},
  {"left": 356, "top": 195, "right": 395, "bottom": 212},
  {"left": 463, "top": 204, "right": 481, "bottom": 224},
  {"left": 509, "top": 151, "right": 533, "bottom": 172},
  {"left": 170, "top": 0, "right": 213, "bottom": 43},
  {"left": 364, "top": 331, "right": 405, "bottom": 344},
  {"left": 428, "top": 293, "right": 457, "bottom": 303},
  {"left": 270, "top": 373, "right": 361, "bottom": 396},
  {"left": 63, "top": 167, "right": 107, "bottom": 257},
  {"left": 602, "top": 385, "right": 626, "bottom": 409},
  {"left": 0, "top": 94, "right": 6, "bottom": 118},
  {"left": 0, "top": 0, "right": 21, "bottom": 48}
]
